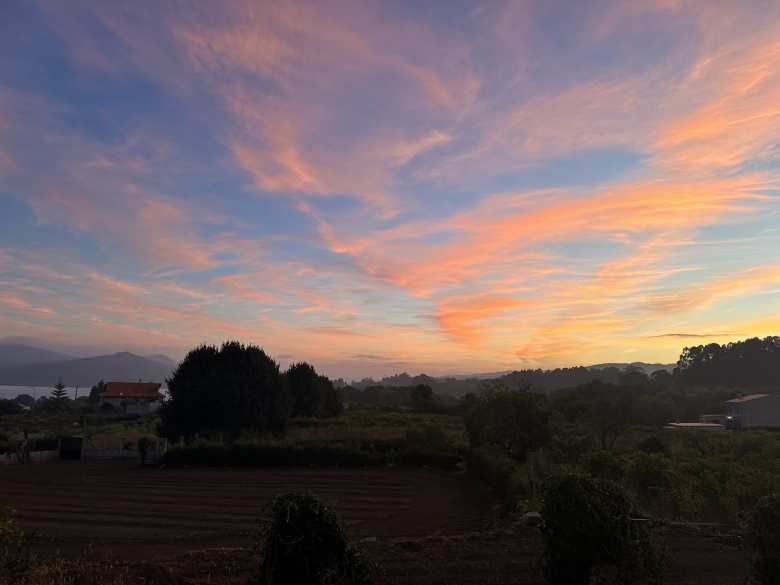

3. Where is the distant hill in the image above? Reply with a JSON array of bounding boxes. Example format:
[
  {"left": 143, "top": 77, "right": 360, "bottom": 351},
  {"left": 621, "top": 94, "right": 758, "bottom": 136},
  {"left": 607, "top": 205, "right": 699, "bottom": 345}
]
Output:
[
  {"left": 589, "top": 362, "right": 675, "bottom": 375},
  {"left": 0, "top": 351, "right": 174, "bottom": 387},
  {"left": 0, "top": 344, "right": 74, "bottom": 368},
  {"left": 144, "top": 354, "right": 178, "bottom": 368}
]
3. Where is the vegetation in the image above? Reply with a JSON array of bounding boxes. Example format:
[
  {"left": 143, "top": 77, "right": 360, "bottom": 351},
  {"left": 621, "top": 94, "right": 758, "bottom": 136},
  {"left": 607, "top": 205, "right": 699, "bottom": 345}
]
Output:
[
  {"left": 0, "top": 508, "right": 29, "bottom": 581},
  {"left": 0, "top": 399, "right": 23, "bottom": 416},
  {"left": 541, "top": 475, "right": 665, "bottom": 585},
  {"left": 50, "top": 379, "right": 68, "bottom": 402},
  {"left": 464, "top": 385, "right": 550, "bottom": 462},
  {"left": 160, "top": 412, "right": 462, "bottom": 470},
  {"left": 676, "top": 336, "right": 780, "bottom": 388},
  {"left": 159, "top": 342, "right": 292, "bottom": 440},
  {"left": 287, "top": 362, "right": 342, "bottom": 418},
  {"left": 88, "top": 380, "right": 107, "bottom": 404},
  {"left": 256, "top": 493, "right": 372, "bottom": 585},
  {"left": 746, "top": 493, "right": 780, "bottom": 585}
]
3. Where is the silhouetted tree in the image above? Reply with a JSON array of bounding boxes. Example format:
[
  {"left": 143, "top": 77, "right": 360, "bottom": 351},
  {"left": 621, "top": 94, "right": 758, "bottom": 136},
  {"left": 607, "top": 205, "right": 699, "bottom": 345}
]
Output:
[
  {"left": 0, "top": 399, "right": 23, "bottom": 416},
  {"left": 285, "top": 362, "right": 343, "bottom": 418},
  {"left": 464, "top": 384, "right": 551, "bottom": 462},
  {"left": 317, "top": 377, "right": 343, "bottom": 418},
  {"left": 159, "top": 341, "right": 292, "bottom": 440},
  {"left": 51, "top": 378, "right": 67, "bottom": 401},
  {"left": 410, "top": 384, "right": 434, "bottom": 412},
  {"left": 286, "top": 362, "right": 322, "bottom": 417},
  {"left": 12, "top": 394, "right": 34, "bottom": 408},
  {"left": 88, "top": 380, "right": 107, "bottom": 404},
  {"left": 553, "top": 381, "right": 634, "bottom": 450}
]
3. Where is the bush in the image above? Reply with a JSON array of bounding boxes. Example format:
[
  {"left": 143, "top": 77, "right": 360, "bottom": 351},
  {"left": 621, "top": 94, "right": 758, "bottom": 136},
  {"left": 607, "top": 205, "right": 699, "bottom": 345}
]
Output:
[
  {"left": 256, "top": 493, "right": 372, "bottom": 585},
  {"left": 747, "top": 493, "right": 780, "bottom": 585},
  {"left": 586, "top": 451, "right": 625, "bottom": 483},
  {"left": 464, "top": 385, "right": 550, "bottom": 462},
  {"left": 160, "top": 438, "right": 461, "bottom": 470},
  {"left": 541, "top": 475, "right": 664, "bottom": 585},
  {"left": 0, "top": 508, "right": 29, "bottom": 580},
  {"left": 627, "top": 453, "right": 671, "bottom": 502},
  {"left": 637, "top": 435, "right": 668, "bottom": 456},
  {"left": 467, "top": 446, "right": 525, "bottom": 502}
]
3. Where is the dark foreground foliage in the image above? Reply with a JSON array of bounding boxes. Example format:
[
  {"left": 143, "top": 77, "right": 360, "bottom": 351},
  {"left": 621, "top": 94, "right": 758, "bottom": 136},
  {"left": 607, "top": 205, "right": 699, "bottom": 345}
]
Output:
[
  {"left": 256, "top": 493, "right": 372, "bottom": 585},
  {"left": 541, "top": 475, "right": 665, "bottom": 585},
  {"left": 0, "top": 507, "right": 29, "bottom": 582},
  {"left": 747, "top": 493, "right": 780, "bottom": 585}
]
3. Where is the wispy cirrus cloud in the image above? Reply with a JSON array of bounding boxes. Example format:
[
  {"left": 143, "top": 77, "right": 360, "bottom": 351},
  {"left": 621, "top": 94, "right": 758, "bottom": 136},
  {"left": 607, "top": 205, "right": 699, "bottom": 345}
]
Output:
[{"left": 2, "top": 0, "right": 780, "bottom": 375}]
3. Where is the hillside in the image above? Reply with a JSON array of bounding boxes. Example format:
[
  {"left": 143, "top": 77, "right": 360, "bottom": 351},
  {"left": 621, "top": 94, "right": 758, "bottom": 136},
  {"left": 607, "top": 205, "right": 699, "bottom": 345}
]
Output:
[
  {"left": 0, "top": 343, "right": 75, "bottom": 368},
  {"left": 0, "top": 351, "right": 174, "bottom": 387}
]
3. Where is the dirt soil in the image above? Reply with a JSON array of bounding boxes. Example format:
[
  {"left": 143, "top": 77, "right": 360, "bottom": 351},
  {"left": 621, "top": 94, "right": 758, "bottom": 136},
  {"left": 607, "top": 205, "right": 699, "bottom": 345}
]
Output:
[{"left": 0, "top": 462, "right": 749, "bottom": 584}]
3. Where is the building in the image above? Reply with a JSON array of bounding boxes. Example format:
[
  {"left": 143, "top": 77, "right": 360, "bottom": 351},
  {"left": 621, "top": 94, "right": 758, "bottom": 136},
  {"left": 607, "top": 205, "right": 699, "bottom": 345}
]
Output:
[
  {"left": 724, "top": 393, "right": 780, "bottom": 428},
  {"left": 665, "top": 422, "right": 724, "bottom": 431},
  {"left": 100, "top": 382, "right": 162, "bottom": 415}
]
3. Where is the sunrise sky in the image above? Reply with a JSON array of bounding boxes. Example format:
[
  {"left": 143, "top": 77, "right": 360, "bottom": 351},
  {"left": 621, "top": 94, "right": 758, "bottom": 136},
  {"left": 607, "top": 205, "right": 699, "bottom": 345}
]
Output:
[{"left": 1, "top": 1, "right": 780, "bottom": 377}]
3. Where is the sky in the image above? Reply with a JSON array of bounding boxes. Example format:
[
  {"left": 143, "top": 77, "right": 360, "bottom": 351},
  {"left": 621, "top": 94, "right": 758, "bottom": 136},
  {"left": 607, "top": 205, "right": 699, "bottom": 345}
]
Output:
[{"left": 1, "top": 0, "right": 780, "bottom": 379}]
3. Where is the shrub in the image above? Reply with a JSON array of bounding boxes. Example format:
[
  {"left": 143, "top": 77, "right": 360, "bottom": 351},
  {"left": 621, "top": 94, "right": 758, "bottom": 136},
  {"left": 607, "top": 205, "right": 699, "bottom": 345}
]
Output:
[
  {"left": 255, "top": 493, "right": 372, "bottom": 585},
  {"left": 467, "top": 446, "right": 525, "bottom": 501},
  {"left": 627, "top": 453, "right": 671, "bottom": 502},
  {"left": 541, "top": 475, "right": 664, "bottom": 585},
  {"left": 160, "top": 439, "right": 461, "bottom": 470},
  {"left": 404, "top": 424, "right": 450, "bottom": 451},
  {"left": 0, "top": 433, "right": 11, "bottom": 455},
  {"left": 586, "top": 450, "right": 625, "bottom": 483},
  {"left": 464, "top": 385, "right": 550, "bottom": 462},
  {"left": 747, "top": 493, "right": 780, "bottom": 585},
  {"left": 637, "top": 435, "right": 668, "bottom": 456},
  {"left": 0, "top": 508, "right": 29, "bottom": 580}
]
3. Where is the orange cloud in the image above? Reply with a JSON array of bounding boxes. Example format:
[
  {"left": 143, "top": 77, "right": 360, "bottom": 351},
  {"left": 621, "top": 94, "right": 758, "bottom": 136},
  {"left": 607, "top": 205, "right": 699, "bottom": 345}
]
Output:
[
  {"left": 436, "top": 295, "right": 530, "bottom": 344},
  {"left": 656, "top": 34, "right": 780, "bottom": 171}
]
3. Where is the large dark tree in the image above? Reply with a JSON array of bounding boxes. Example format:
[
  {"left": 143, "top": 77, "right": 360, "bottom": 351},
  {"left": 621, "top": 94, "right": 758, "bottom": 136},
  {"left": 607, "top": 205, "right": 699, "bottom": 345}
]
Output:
[
  {"left": 159, "top": 342, "right": 292, "bottom": 440},
  {"left": 88, "top": 380, "right": 107, "bottom": 404},
  {"left": 286, "top": 362, "right": 343, "bottom": 418},
  {"left": 410, "top": 384, "right": 434, "bottom": 412},
  {"left": 553, "top": 381, "right": 634, "bottom": 450},
  {"left": 464, "top": 384, "right": 551, "bottom": 462}
]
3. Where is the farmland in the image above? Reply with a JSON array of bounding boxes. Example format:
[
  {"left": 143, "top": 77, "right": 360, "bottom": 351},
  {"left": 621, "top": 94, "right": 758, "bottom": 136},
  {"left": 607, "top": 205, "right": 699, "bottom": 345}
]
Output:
[{"left": 1, "top": 462, "right": 748, "bottom": 585}]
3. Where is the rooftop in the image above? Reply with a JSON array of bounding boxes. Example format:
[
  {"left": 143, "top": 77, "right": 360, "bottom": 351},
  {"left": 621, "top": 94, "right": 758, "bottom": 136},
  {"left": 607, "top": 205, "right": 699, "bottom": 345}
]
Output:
[
  {"left": 665, "top": 422, "right": 724, "bottom": 430},
  {"left": 724, "top": 394, "right": 770, "bottom": 404},
  {"left": 102, "top": 382, "right": 162, "bottom": 400}
]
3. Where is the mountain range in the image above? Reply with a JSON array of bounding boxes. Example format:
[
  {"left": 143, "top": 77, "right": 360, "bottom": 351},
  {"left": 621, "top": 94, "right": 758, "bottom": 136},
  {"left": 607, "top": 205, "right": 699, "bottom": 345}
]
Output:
[{"left": 0, "top": 343, "right": 176, "bottom": 387}]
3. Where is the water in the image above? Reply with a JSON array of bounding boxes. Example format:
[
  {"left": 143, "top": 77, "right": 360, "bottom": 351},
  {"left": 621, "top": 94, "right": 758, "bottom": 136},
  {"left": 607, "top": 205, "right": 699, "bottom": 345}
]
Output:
[{"left": 0, "top": 385, "right": 85, "bottom": 401}]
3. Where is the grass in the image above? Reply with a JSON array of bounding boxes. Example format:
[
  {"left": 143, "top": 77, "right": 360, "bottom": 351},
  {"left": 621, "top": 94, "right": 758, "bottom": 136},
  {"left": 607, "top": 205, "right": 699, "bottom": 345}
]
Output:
[
  {"left": 162, "top": 410, "right": 466, "bottom": 470},
  {"left": 0, "top": 412, "right": 160, "bottom": 453}
]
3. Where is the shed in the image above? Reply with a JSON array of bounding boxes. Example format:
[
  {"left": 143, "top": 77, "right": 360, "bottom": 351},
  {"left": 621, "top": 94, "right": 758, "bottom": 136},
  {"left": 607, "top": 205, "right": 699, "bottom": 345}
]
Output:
[{"left": 724, "top": 393, "right": 780, "bottom": 428}]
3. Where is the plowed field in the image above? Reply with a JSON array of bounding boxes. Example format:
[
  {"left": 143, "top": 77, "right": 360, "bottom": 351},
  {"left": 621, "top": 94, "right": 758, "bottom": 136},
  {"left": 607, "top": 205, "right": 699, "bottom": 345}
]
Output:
[{"left": 0, "top": 462, "right": 748, "bottom": 584}]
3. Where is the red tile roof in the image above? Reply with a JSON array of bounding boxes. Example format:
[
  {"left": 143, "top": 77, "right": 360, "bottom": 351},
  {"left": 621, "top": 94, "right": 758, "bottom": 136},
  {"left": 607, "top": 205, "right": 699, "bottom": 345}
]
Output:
[
  {"left": 724, "top": 393, "right": 770, "bottom": 404},
  {"left": 102, "top": 382, "right": 162, "bottom": 400}
]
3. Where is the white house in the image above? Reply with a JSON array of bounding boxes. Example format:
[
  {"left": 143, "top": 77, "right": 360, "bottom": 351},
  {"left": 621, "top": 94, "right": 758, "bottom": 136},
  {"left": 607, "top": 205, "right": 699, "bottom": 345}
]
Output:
[{"left": 100, "top": 382, "right": 162, "bottom": 415}]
